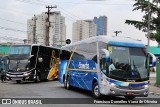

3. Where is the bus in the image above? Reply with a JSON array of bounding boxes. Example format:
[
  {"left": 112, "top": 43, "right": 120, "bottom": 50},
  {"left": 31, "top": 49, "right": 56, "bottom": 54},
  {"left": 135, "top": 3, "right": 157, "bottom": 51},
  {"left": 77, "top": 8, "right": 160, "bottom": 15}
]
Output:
[
  {"left": 58, "top": 36, "right": 156, "bottom": 100},
  {"left": 6, "top": 44, "right": 60, "bottom": 83}
]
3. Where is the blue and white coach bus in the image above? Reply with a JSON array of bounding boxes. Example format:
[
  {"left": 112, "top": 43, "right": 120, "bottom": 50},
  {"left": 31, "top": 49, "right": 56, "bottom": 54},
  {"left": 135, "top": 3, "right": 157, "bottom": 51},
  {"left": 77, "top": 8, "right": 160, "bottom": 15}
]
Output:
[{"left": 58, "top": 36, "right": 156, "bottom": 100}]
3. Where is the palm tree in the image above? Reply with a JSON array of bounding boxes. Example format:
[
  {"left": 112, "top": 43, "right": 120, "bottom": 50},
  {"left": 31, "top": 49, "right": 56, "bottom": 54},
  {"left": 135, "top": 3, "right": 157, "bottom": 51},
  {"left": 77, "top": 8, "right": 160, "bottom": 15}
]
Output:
[{"left": 125, "top": 0, "right": 160, "bottom": 45}]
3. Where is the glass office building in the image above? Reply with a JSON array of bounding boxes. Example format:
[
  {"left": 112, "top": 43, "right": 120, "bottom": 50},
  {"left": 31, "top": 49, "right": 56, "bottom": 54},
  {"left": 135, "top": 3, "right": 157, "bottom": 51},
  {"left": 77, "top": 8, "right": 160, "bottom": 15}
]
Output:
[{"left": 93, "top": 16, "right": 108, "bottom": 36}]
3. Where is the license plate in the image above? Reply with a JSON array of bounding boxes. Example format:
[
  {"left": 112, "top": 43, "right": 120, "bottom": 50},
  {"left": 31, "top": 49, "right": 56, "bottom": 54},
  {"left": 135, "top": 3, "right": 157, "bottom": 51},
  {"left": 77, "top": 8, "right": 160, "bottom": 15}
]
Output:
[
  {"left": 127, "top": 92, "right": 134, "bottom": 95},
  {"left": 12, "top": 78, "right": 22, "bottom": 80}
]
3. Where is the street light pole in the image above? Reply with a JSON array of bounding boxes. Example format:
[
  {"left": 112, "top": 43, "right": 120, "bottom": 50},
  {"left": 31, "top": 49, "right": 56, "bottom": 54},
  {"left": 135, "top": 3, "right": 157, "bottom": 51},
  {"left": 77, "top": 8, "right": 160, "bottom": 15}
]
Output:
[{"left": 114, "top": 31, "right": 122, "bottom": 36}]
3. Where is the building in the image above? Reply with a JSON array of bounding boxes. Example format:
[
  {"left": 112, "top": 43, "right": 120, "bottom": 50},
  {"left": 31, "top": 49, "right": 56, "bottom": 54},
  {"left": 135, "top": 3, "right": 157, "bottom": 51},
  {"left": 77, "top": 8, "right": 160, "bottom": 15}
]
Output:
[
  {"left": 27, "top": 11, "right": 66, "bottom": 47},
  {"left": 49, "top": 12, "right": 66, "bottom": 47},
  {"left": 93, "top": 16, "right": 108, "bottom": 36},
  {"left": 72, "top": 20, "right": 96, "bottom": 43}
]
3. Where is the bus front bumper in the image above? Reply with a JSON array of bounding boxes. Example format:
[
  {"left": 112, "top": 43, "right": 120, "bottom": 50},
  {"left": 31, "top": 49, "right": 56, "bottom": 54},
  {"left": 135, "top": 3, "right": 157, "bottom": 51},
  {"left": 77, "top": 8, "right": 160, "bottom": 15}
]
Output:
[
  {"left": 6, "top": 73, "right": 32, "bottom": 81},
  {"left": 107, "top": 84, "right": 149, "bottom": 97}
]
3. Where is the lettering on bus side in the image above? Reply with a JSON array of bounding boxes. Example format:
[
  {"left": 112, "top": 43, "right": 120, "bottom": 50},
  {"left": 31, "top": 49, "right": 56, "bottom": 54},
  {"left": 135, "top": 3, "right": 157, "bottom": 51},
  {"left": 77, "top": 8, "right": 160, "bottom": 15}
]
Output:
[{"left": 78, "top": 62, "right": 89, "bottom": 70}]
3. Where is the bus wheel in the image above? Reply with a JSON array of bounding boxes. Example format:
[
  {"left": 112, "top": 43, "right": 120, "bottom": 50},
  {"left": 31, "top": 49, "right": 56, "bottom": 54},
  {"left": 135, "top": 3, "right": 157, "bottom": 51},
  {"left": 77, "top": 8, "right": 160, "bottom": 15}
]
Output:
[
  {"left": 124, "top": 96, "right": 135, "bottom": 100},
  {"left": 64, "top": 77, "right": 70, "bottom": 90},
  {"left": 16, "top": 80, "right": 21, "bottom": 84},
  {"left": 92, "top": 82, "right": 101, "bottom": 99},
  {"left": 35, "top": 74, "right": 40, "bottom": 83}
]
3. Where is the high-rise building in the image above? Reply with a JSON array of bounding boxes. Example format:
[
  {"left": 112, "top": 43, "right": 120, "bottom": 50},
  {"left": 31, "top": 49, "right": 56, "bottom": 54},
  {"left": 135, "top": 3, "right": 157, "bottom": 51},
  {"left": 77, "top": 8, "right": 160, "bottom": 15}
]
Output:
[
  {"left": 27, "top": 11, "right": 66, "bottom": 47},
  {"left": 72, "top": 20, "right": 96, "bottom": 43},
  {"left": 93, "top": 16, "right": 107, "bottom": 36}
]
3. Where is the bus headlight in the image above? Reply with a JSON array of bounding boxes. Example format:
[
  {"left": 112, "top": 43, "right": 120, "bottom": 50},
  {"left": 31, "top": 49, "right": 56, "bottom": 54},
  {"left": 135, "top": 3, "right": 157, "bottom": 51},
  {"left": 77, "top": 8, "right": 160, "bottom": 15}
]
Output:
[
  {"left": 24, "top": 72, "right": 31, "bottom": 76},
  {"left": 110, "top": 83, "right": 116, "bottom": 87},
  {"left": 144, "top": 85, "right": 149, "bottom": 89},
  {"left": 6, "top": 73, "right": 10, "bottom": 76}
]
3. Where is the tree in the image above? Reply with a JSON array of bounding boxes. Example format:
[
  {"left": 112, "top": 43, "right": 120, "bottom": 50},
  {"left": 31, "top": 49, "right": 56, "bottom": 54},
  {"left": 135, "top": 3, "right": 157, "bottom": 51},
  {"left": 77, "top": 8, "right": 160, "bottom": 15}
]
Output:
[{"left": 125, "top": 0, "right": 160, "bottom": 45}]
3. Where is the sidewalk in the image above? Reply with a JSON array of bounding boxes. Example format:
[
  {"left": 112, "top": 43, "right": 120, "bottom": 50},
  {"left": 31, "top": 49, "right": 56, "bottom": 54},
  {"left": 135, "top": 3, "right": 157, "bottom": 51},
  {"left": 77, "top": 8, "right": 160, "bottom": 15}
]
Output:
[{"left": 149, "top": 72, "right": 160, "bottom": 95}]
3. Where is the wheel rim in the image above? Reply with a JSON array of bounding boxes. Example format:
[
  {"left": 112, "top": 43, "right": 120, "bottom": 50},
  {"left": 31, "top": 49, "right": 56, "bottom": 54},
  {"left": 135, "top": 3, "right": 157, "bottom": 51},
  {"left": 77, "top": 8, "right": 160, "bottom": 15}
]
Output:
[
  {"left": 94, "top": 85, "right": 99, "bottom": 96},
  {"left": 64, "top": 80, "right": 66, "bottom": 87},
  {"left": 67, "top": 78, "right": 69, "bottom": 88}
]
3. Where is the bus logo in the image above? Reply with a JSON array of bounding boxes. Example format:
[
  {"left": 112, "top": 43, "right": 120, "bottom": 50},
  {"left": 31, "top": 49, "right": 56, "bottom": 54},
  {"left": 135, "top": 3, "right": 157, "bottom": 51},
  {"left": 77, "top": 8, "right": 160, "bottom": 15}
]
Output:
[{"left": 78, "top": 62, "right": 89, "bottom": 70}]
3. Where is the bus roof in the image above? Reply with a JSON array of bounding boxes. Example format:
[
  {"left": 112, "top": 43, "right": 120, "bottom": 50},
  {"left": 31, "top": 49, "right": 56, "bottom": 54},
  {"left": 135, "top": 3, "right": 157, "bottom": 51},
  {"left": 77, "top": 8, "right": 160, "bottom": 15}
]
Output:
[
  {"left": 62, "top": 35, "right": 145, "bottom": 49},
  {"left": 10, "top": 44, "right": 60, "bottom": 50}
]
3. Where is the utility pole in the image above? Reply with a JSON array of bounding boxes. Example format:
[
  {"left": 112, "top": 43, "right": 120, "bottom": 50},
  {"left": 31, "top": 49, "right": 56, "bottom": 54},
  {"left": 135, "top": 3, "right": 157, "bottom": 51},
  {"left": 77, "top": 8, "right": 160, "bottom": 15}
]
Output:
[
  {"left": 114, "top": 31, "right": 122, "bottom": 36},
  {"left": 46, "top": 5, "right": 57, "bottom": 46},
  {"left": 32, "top": 14, "right": 37, "bottom": 44},
  {"left": 147, "top": 0, "right": 151, "bottom": 47}
]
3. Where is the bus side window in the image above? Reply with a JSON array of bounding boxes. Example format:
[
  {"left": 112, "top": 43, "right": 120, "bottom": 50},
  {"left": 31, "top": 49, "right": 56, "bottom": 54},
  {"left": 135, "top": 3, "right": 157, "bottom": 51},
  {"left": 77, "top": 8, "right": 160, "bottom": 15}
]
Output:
[
  {"left": 92, "top": 55, "right": 97, "bottom": 63},
  {"left": 101, "top": 58, "right": 109, "bottom": 75},
  {"left": 106, "top": 63, "right": 109, "bottom": 77}
]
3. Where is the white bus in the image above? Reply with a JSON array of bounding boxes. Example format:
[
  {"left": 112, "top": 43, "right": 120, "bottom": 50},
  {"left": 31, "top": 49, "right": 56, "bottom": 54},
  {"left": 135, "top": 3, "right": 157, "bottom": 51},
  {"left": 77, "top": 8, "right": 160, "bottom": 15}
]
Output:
[{"left": 58, "top": 36, "right": 156, "bottom": 100}]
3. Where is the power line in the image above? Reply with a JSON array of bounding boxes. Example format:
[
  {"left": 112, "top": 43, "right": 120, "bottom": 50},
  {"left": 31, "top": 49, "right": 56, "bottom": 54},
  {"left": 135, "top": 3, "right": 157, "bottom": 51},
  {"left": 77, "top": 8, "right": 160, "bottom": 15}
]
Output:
[
  {"left": 0, "top": 17, "right": 26, "bottom": 25},
  {"left": 15, "top": 0, "right": 45, "bottom": 6},
  {"left": 22, "top": 0, "right": 109, "bottom": 32},
  {"left": 60, "top": 11, "right": 76, "bottom": 21},
  {"left": 0, "top": 6, "right": 31, "bottom": 18},
  {"left": 0, "top": 34, "right": 24, "bottom": 42},
  {"left": 58, "top": 6, "right": 81, "bottom": 20},
  {"left": 34, "top": 0, "right": 133, "bottom": 5},
  {"left": 0, "top": 26, "right": 26, "bottom": 33},
  {"left": 14, "top": 0, "right": 112, "bottom": 39},
  {"left": 16, "top": 0, "right": 79, "bottom": 21},
  {"left": 34, "top": 0, "right": 81, "bottom": 20},
  {"left": 0, "top": 25, "right": 46, "bottom": 37}
]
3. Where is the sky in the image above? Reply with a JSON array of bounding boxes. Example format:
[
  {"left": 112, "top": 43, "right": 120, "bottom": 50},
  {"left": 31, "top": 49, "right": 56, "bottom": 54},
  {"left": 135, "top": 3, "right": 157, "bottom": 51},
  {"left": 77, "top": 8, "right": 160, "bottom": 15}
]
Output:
[{"left": 0, "top": 0, "right": 158, "bottom": 46}]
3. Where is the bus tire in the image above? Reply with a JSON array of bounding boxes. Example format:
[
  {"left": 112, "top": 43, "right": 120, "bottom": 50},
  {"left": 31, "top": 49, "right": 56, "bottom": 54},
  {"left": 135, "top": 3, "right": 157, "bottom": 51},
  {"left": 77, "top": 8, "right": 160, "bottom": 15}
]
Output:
[
  {"left": 16, "top": 80, "right": 21, "bottom": 84},
  {"left": 35, "top": 74, "right": 40, "bottom": 83},
  {"left": 92, "top": 82, "right": 101, "bottom": 99},
  {"left": 64, "top": 77, "right": 71, "bottom": 90},
  {"left": 124, "top": 96, "right": 135, "bottom": 100}
]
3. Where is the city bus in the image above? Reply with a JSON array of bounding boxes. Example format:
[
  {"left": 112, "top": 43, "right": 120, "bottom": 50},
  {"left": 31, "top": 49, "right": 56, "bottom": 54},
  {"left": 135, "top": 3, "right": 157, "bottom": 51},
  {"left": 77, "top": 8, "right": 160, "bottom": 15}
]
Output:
[
  {"left": 6, "top": 44, "right": 60, "bottom": 83},
  {"left": 58, "top": 36, "right": 156, "bottom": 100}
]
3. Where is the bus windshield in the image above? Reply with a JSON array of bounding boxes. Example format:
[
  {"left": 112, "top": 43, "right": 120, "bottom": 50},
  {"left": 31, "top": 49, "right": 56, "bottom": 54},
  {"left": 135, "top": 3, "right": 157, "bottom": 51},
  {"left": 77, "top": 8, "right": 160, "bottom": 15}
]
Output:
[
  {"left": 9, "top": 59, "right": 29, "bottom": 71},
  {"left": 9, "top": 45, "right": 31, "bottom": 55},
  {"left": 108, "top": 46, "right": 148, "bottom": 82}
]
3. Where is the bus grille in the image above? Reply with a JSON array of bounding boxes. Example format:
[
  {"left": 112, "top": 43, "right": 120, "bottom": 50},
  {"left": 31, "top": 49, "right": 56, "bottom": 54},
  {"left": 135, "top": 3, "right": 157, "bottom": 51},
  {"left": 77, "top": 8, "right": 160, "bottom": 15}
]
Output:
[{"left": 116, "top": 85, "right": 145, "bottom": 90}]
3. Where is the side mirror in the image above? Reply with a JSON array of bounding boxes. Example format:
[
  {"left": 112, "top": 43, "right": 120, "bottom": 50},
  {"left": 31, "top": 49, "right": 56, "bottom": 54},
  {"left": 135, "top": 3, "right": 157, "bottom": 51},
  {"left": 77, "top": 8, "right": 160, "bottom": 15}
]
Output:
[
  {"left": 101, "top": 49, "right": 110, "bottom": 62},
  {"left": 38, "top": 57, "right": 43, "bottom": 62},
  {"left": 148, "top": 52, "right": 156, "bottom": 67},
  {"left": 28, "top": 55, "right": 34, "bottom": 60}
]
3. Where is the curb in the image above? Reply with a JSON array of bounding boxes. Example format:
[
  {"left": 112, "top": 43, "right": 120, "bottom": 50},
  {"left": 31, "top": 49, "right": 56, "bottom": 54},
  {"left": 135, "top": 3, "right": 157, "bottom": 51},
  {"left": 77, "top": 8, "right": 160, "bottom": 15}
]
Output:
[{"left": 149, "top": 92, "right": 160, "bottom": 96}]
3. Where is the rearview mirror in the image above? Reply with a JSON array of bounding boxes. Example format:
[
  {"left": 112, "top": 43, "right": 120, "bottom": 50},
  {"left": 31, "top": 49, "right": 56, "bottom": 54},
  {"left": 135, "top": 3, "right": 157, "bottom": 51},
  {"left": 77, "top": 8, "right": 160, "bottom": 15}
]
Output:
[
  {"left": 101, "top": 49, "right": 110, "bottom": 62},
  {"left": 148, "top": 52, "right": 156, "bottom": 67},
  {"left": 28, "top": 55, "right": 34, "bottom": 60}
]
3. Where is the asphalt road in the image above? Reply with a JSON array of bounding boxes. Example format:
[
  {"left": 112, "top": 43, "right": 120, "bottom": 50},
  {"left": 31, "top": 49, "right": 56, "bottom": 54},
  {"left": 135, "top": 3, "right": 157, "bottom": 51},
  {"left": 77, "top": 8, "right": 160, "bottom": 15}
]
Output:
[{"left": 0, "top": 80, "right": 160, "bottom": 107}]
